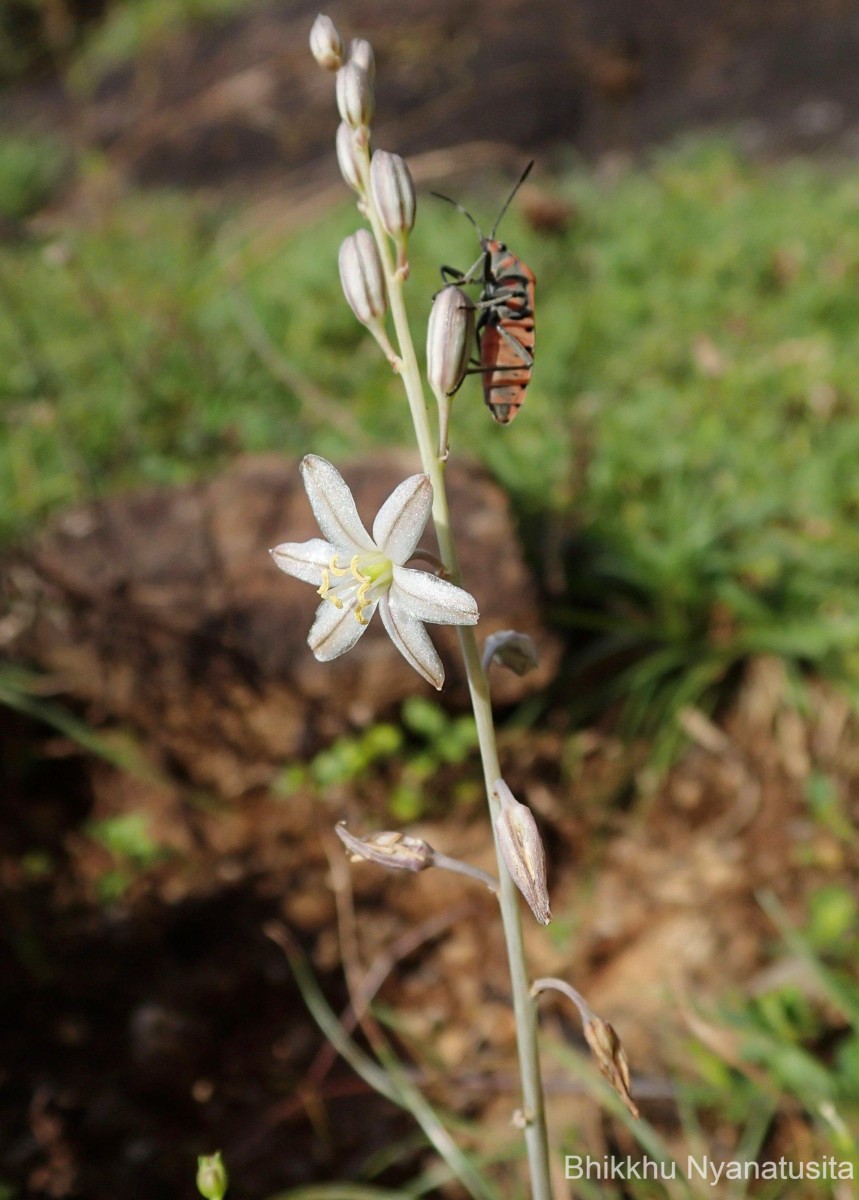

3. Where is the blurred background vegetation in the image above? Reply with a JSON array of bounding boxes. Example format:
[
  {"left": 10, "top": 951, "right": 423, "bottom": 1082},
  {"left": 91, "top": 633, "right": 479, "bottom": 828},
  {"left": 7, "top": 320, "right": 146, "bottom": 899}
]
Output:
[{"left": 3, "top": 1, "right": 859, "bottom": 1198}]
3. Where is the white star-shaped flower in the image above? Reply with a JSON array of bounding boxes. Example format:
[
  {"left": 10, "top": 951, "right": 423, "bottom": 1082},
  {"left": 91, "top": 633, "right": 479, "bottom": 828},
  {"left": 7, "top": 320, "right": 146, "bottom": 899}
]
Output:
[{"left": 271, "top": 456, "right": 479, "bottom": 689}]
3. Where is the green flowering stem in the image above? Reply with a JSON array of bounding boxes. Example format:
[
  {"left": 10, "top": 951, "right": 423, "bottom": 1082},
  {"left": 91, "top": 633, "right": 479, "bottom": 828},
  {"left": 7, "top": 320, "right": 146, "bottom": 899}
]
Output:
[{"left": 358, "top": 154, "right": 554, "bottom": 1200}]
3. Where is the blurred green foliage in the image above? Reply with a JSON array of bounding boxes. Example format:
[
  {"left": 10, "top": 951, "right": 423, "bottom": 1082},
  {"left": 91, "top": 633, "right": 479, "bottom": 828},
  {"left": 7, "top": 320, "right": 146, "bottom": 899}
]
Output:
[
  {"left": 0, "top": 0, "right": 258, "bottom": 86},
  {"left": 0, "top": 135, "right": 67, "bottom": 221},
  {"left": 70, "top": 0, "right": 259, "bottom": 91},
  {"left": 86, "top": 810, "right": 167, "bottom": 902},
  {"left": 275, "top": 697, "right": 478, "bottom": 820},
  {"left": 683, "top": 895, "right": 859, "bottom": 1190}
]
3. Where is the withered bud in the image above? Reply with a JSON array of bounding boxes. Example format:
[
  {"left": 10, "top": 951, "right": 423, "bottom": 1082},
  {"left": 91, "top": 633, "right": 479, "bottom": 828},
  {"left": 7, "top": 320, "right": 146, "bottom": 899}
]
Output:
[
  {"left": 427, "top": 285, "right": 475, "bottom": 399},
  {"left": 348, "top": 37, "right": 375, "bottom": 81},
  {"left": 196, "top": 1152, "right": 229, "bottom": 1200},
  {"left": 338, "top": 229, "right": 387, "bottom": 326},
  {"left": 370, "top": 150, "right": 416, "bottom": 240},
  {"left": 336, "top": 122, "right": 365, "bottom": 194},
  {"left": 482, "top": 630, "right": 539, "bottom": 677},
  {"left": 584, "top": 1016, "right": 640, "bottom": 1119},
  {"left": 309, "top": 14, "right": 343, "bottom": 71},
  {"left": 336, "top": 61, "right": 374, "bottom": 131},
  {"left": 335, "top": 822, "right": 434, "bottom": 872},
  {"left": 493, "top": 779, "right": 551, "bottom": 925}
]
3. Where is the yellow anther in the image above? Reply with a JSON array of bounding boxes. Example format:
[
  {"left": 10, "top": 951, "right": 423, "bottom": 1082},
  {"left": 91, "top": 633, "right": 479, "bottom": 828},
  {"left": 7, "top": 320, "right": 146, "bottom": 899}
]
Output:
[
  {"left": 348, "top": 554, "right": 370, "bottom": 582},
  {"left": 318, "top": 566, "right": 345, "bottom": 609},
  {"left": 354, "top": 575, "right": 373, "bottom": 624},
  {"left": 328, "top": 554, "right": 349, "bottom": 577}
]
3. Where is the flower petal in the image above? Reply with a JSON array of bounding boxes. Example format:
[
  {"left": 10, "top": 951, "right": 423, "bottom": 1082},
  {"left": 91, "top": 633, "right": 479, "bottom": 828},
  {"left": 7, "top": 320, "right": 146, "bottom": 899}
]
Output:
[
  {"left": 307, "top": 597, "right": 377, "bottom": 661},
  {"left": 379, "top": 594, "right": 444, "bottom": 689},
  {"left": 372, "top": 474, "right": 432, "bottom": 564},
  {"left": 390, "top": 567, "right": 479, "bottom": 626},
  {"left": 300, "top": 456, "right": 375, "bottom": 552},
  {"left": 270, "top": 538, "right": 334, "bottom": 585}
]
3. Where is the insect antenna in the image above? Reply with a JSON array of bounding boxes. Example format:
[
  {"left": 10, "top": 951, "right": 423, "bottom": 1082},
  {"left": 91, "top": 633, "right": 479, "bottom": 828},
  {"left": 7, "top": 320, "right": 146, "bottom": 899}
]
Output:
[
  {"left": 489, "top": 160, "right": 534, "bottom": 239},
  {"left": 430, "top": 189, "right": 485, "bottom": 241}
]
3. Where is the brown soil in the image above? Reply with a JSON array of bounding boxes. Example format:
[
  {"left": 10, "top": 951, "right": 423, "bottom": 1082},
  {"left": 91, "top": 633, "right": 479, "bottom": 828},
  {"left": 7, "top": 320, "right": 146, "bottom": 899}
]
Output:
[{"left": 4, "top": 563, "right": 858, "bottom": 1199}]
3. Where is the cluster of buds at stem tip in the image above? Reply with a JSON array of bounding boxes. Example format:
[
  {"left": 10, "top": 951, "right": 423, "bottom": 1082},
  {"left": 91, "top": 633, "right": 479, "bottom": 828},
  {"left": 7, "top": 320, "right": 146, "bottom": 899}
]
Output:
[
  {"left": 309, "top": 14, "right": 343, "bottom": 71},
  {"left": 493, "top": 779, "right": 551, "bottom": 925},
  {"left": 311, "top": 15, "right": 375, "bottom": 134},
  {"left": 370, "top": 150, "right": 416, "bottom": 275}
]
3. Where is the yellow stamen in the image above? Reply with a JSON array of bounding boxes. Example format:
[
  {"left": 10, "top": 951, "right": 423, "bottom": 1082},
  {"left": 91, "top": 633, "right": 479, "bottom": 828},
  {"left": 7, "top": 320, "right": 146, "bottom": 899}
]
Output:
[
  {"left": 318, "top": 553, "right": 377, "bottom": 620},
  {"left": 350, "top": 556, "right": 373, "bottom": 624},
  {"left": 317, "top": 567, "right": 345, "bottom": 608}
]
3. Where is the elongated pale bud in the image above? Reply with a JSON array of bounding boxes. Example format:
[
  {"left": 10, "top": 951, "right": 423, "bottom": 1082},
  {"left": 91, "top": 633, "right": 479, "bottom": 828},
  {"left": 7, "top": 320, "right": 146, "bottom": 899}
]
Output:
[
  {"left": 336, "top": 122, "right": 365, "bottom": 194},
  {"left": 309, "top": 14, "right": 343, "bottom": 71},
  {"left": 482, "top": 630, "right": 539, "bottom": 677},
  {"left": 584, "top": 1015, "right": 640, "bottom": 1119},
  {"left": 339, "top": 229, "right": 387, "bottom": 325},
  {"left": 348, "top": 37, "right": 375, "bottom": 81},
  {"left": 336, "top": 61, "right": 374, "bottom": 131},
  {"left": 336, "top": 822, "right": 434, "bottom": 872},
  {"left": 197, "top": 1152, "right": 228, "bottom": 1200},
  {"left": 427, "top": 285, "right": 475, "bottom": 399},
  {"left": 370, "top": 150, "right": 416, "bottom": 240},
  {"left": 493, "top": 779, "right": 551, "bottom": 925}
]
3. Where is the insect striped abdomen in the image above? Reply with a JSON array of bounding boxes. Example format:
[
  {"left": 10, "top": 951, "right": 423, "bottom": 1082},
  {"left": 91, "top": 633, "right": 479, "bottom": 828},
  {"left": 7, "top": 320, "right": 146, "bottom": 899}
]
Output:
[{"left": 479, "top": 242, "right": 536, "bottom": 424}]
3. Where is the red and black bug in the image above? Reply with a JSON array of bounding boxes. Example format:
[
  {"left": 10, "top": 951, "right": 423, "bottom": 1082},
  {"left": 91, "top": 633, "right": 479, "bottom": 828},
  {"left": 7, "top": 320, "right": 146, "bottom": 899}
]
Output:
[{"left": 434, "top": 162, "right": 536, "bottom": 424}]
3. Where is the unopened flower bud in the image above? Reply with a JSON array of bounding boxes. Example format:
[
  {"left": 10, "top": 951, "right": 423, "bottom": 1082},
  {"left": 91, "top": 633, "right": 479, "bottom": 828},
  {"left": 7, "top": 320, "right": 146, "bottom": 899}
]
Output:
[
  {"left": 348, "top": 37, "right": 375, "bottom": 81},
  {"left": 309, "top": 14, "right": 343, "bottom": 71},
  {"left": 531, "top": 977, "right": 639, "bottom": 1119},
  {"left": 336, "top": 122, "right": 365, "bottom": 193},
  {"left": 584, "top": 1016, "right": 639, "bottom": 1119},
  {"left": 336, "top": 61, "right": 374, "bottom": 130},
  {"left": 427, "top": 285, "right": 475, "bottom": 399},
  {"left": 197, "top": 1152, "right": 228, "bottom": 1200},
  {"left": 339, "top": 229, "right": 387, "bottom": 326},
  {"left": 336, "top": 822, "right": 434, "bottom": 872},
  {"left": 493, "top": 779, "right": 551, "bottom": 925},
  {"left": 482, "top": 630, "right": 539, "bottom": 677},
  {"left": 370, "top": 150, "right": 416, "bottom": 240}
]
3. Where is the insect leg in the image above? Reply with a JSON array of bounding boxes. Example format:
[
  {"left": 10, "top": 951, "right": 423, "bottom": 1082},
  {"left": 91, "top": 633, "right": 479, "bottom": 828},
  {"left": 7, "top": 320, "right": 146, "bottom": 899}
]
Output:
[
  {"left": 496, "top": 323, "right": 534, "bottom": 367},
  {"left": 440, "top": 264, "right": 467, "bottom": 285}
]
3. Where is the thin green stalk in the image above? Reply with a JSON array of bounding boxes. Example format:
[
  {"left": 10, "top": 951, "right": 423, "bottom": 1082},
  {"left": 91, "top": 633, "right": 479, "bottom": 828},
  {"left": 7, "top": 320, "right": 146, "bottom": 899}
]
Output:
[
  {"left": 269, "top": 925, "right": 496, "bottom": 1200},
  {"left": 358, "top": 156, "right": 554, "bottom": 1200}
]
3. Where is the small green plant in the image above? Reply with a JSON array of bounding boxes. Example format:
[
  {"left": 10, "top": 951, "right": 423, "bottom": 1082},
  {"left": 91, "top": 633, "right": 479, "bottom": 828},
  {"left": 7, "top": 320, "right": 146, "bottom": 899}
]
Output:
[
  {"left": 86, "top": 811, "right": 167, "bottom": 902},
  {"left": 275, "top": 698, "right": 478, "bottom": 821}
]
